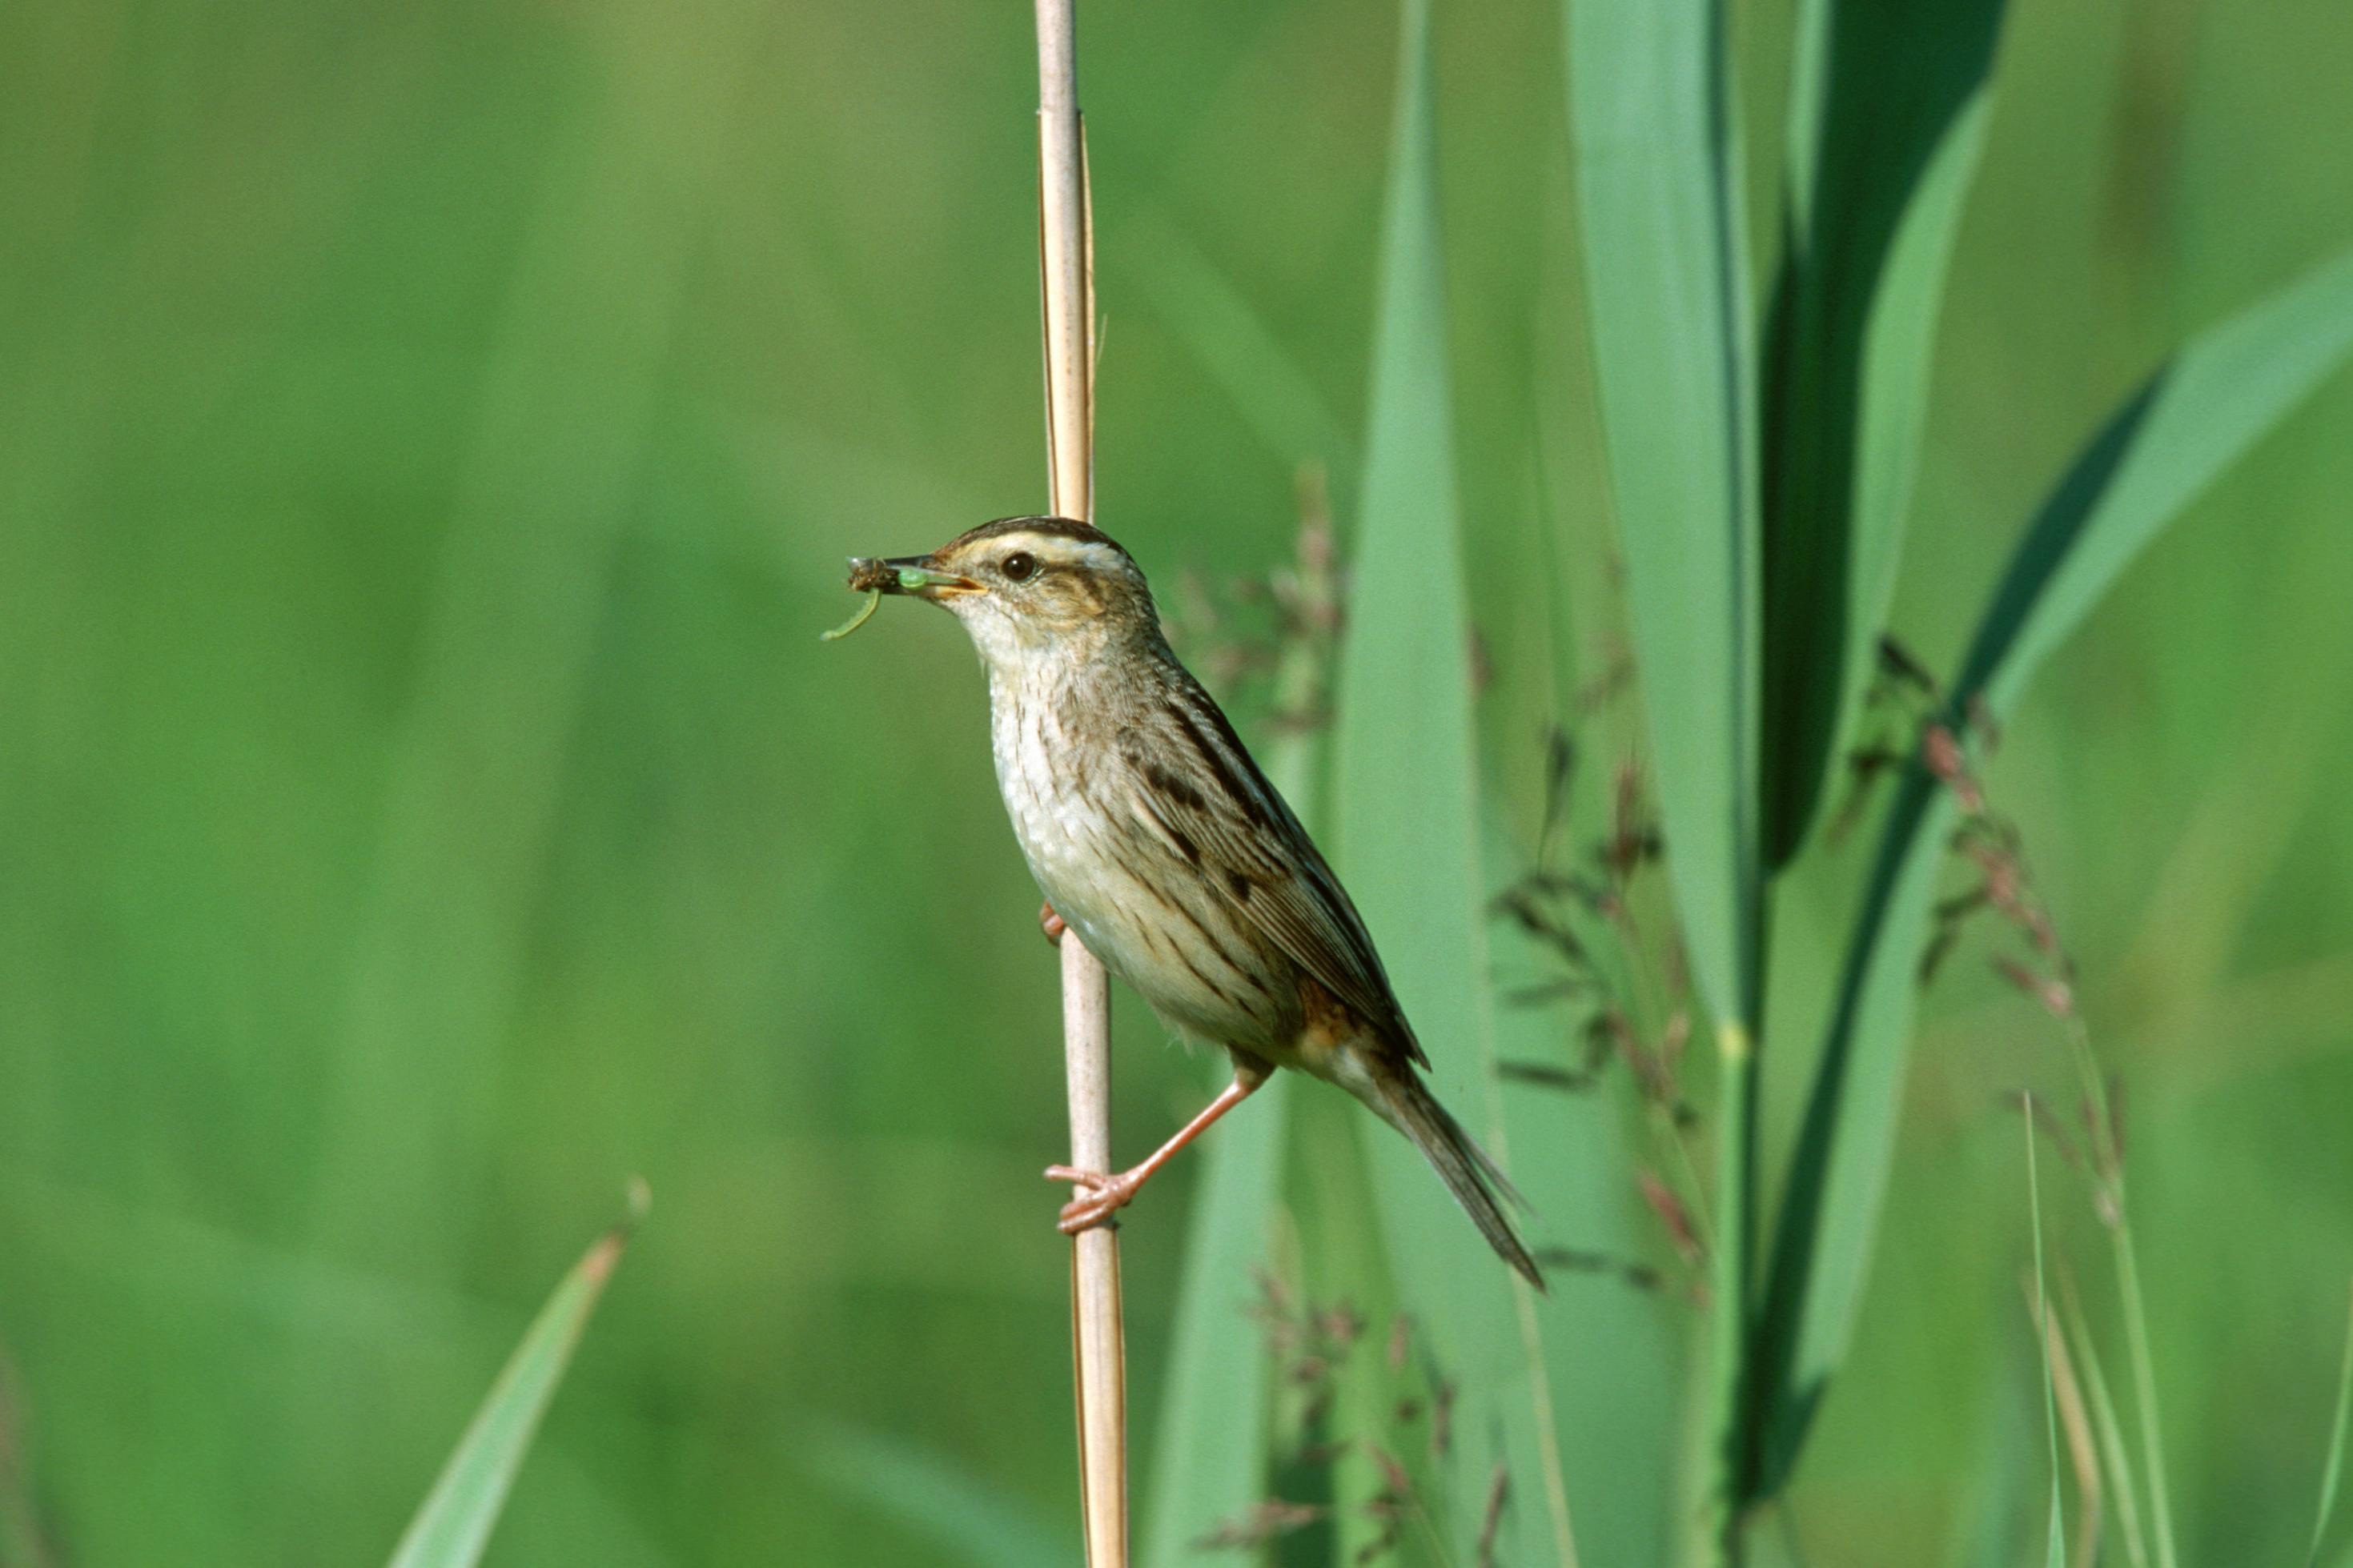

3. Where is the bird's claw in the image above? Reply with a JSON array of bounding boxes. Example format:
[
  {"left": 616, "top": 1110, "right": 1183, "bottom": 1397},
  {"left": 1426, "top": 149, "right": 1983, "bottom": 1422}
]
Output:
[
  {"left": 1044, "top": 1164, "right": 1136, "bottom": 1233},
  {"left": 1039, "top": 900, "right": 1066, "bottom": 947}
]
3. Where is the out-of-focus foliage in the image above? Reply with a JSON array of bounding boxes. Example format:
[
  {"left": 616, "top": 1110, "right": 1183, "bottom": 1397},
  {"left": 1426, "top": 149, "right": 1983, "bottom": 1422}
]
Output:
[{"left": 0, "top": 0, "right": 2349, "bottom": 1563}]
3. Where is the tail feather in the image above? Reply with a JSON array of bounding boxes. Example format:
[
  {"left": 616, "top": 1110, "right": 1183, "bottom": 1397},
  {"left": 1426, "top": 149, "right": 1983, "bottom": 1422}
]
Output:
[{"left": 1367, "top": 1065, "right": 1545, "bottom": 1291}]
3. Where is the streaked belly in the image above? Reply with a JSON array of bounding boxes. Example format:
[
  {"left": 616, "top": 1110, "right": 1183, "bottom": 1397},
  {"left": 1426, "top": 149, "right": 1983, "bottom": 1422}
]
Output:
[{"left": 993, "top": 700, "right": 1293, "bottom": 1049}]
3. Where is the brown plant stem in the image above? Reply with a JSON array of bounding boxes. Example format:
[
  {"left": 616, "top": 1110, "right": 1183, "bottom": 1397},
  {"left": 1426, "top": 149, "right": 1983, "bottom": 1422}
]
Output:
[{"left": 1032, "top": 2, "right": 1123, "bottom": 1564}]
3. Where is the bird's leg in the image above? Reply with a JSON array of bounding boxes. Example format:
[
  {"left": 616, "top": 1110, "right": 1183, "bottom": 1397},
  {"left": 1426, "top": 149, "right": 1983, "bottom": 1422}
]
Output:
[
  {"left": 1039, "top": 900, "right": 1066, "bottom": 947},
  {"left": 1046, "top": 1058, "right": 1269, "bottom": 1234}
]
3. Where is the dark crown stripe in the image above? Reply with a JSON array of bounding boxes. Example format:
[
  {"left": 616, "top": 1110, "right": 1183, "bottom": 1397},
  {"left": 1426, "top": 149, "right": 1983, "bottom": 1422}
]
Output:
[{"left": 946, "top": 515, "right": 1135, "bottom": 560}]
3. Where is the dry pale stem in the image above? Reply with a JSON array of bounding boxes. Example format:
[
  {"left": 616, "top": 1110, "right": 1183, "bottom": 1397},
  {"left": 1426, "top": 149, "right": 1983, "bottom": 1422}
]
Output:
[{"left": 1034, "top": 1, "right": 1124, "bottom": 1564}]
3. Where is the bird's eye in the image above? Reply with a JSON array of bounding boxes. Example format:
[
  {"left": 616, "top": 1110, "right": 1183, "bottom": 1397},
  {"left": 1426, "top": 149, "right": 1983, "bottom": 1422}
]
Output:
[{"left": 1001, "top": 551, "right": 1038, "bottom": 583}]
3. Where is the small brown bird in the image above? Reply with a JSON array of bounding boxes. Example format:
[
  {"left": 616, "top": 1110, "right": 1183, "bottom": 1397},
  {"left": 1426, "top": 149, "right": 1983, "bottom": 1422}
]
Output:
[{"left": 857, "top": 516, "right": 1540, "bottom": 1286}]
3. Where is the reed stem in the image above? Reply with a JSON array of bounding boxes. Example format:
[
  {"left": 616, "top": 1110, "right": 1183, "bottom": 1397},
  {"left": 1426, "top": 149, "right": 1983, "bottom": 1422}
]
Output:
[{"left": 1032, "top": 2, "right": 1124, "bottom": 1563}]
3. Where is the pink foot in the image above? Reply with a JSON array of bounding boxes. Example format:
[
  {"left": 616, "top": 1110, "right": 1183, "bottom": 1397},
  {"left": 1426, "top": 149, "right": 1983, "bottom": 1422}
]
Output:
[
  {"left": 1045, "top": 1165, "right": 1140, "bottom": 1233},
  {"left": 1040, "top": 900, "right": 1066, "bottom": 947}
]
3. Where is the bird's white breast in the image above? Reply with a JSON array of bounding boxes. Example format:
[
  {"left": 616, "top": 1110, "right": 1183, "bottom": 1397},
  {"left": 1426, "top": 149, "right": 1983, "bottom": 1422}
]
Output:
[
  {"left": 982, "top": 663, "right": 1290, "bottom": 1052},
  {"left": 989, "top": 672, "right": 1118, "bottom": 943}
]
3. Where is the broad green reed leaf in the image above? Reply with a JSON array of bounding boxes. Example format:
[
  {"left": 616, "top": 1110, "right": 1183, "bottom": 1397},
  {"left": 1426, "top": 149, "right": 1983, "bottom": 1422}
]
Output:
[
  {"left": 1752, "top": 246, "right": 2353, "bottom": 1497},
  {"left": 1330, "top": 0, "right": 1575, "bottom": 1559},
  {"left": 387, "top": 1190, "right": 643, "bottom": 1568},
  {"left": 1956, "top": 247, "right": 2353, "bottom": 714},
  {"left": 1567, "top": 0, "right": 1761, "bottom": 1036},
  {"left": 1760, "top": 0, "right": 2006, "bottom": 867},
  {"left": 2310, "top": 1282, "right": 2353, "bottom": 1567},
  {"left": 1567, "top": 0, "right": 1759, "bottom": 1546}
]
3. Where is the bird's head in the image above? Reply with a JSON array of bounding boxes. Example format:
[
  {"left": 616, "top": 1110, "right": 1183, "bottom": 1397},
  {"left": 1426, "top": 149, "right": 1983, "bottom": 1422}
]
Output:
[{"left": 850, "top": 516, "right": 1159, "bottom": 671}]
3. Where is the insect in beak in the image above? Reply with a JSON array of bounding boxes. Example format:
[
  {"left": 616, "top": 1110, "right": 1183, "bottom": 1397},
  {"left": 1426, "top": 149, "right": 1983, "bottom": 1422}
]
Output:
[
  {"left": 822, "top": 555, "right": 982, "bottom": 642},
  {"left": 849, "top": 555, "right": 985, "bottom": 600}
]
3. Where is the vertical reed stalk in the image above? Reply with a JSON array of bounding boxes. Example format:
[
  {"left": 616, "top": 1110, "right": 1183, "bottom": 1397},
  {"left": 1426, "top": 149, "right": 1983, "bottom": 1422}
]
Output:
[{"left": 1031, "top": 2, "right": 1124, "bottom": 1564}]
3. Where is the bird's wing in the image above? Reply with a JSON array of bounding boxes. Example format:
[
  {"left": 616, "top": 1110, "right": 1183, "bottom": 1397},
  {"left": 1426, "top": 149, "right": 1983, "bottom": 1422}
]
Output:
[{"left": 1126, "top": 668, "right": 1427, "bottom": 1068}]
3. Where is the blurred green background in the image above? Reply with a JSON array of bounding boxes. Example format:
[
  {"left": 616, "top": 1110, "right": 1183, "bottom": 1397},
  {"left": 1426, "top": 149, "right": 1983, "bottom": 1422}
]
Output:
[{"left": 2, "top": 0, "right": 2349, "bottom": 1562}]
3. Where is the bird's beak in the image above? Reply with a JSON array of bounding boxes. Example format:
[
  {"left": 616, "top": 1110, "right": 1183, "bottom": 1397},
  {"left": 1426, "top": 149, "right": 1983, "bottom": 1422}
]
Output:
[{"left": 847, "top": 555, "right": 984, "bottom": 600}]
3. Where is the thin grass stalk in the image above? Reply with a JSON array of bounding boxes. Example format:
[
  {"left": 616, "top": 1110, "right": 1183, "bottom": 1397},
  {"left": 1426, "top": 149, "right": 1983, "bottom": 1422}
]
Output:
[
  {"left": 2026, "top": 1095, "right": 2067, "bottom": 1566},
  {"left": 1713, "top": 0, "right": 1765, "bottom": 1545},
  {"left": 1031, "top": 3, "right": 1123, "bottom": 1564},
  {"left": 2054, "top": 1018, "right": 2175, "bottom": 1568},
  {"left": 2059, "top": 1267, "right": 2149, "bottom": 1568},
  {"left": 2025, "top": 1273, "right": 2102, "bottom": 1568},
  {"left": 1712, "top": 1019, "right": 1757, "bottom": 1561},
  {"left": 2107, "top": 1225, "right": 2174, "bottom": 1568}
]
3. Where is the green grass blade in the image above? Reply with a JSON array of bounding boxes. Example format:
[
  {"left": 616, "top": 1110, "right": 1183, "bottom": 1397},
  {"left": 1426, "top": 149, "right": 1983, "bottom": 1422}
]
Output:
[
  {"left": 1954, "top": 247, "right": 2353, "bottom": 711},
  {"left": 2107, "top": 1215, "right": 2179, "bottom": 1568},
  {"left": 2311, "top": 1282, "right": 2353, "bottom": 1567},
  {"left": 1329, "top": 1, "right": 1576, "bottom": 1560},
  {"left": 1759, "top": 0, "right": 2006, "bottom": 866},
  {"left": 386, "top": 1193, "right": 643, "bottom": 1568},
  {"left": 1751, "top": 244, "right": 2353, "bottom": 1497},
  {"left": 1566, "top": 0, "right": 1761, "bottom": 1546},
  {"left": 2024, "top": 1105, "right": 2066, "bottom": 1568}
]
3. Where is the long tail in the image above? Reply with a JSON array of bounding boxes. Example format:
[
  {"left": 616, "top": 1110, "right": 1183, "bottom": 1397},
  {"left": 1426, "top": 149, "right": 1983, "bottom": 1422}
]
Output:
[{"left": 1363, "top": 1062, "right": 1545, "bottom": 1290}]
